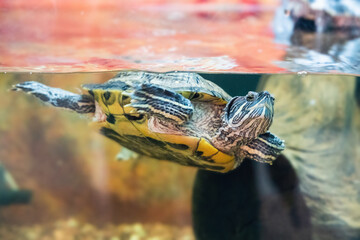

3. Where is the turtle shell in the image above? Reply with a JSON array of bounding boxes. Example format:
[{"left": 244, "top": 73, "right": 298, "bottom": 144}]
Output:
[
  {"left": 83, "top": 71, "right": 232, "bottom": 105},
  {"left": 286, "top": 0, "right": 360, "bottom": 17},
  {"left": 82, "top": 71, "right": 235, "bottom": 173}
]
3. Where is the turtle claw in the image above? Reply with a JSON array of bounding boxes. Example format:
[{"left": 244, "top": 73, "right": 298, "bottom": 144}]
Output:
[
  {"left": 12, "top": 81, "right": 54, "bottom": 102},
  {"left": 12, "top": 81, "right": 39, "bottom": 92}
]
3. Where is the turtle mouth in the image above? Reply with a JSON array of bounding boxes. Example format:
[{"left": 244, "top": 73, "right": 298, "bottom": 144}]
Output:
[{"left": 93, "top": 101, "right": 107, "bottom": 122}]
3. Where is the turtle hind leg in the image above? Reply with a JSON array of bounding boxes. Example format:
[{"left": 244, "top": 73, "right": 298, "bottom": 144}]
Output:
[
  {"left": 238, "top": 132, "right": 285, "bottom": 164},
  {"left": 12, "top": 81, "right": 95, "bottom": 114},
  {"left": 129, "top": 83, "right": 193, "bottom": 124}
]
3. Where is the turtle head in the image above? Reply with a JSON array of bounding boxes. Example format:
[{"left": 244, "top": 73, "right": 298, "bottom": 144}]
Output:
[{"left": 224, "top": 91, "right": 274, "bottom": 138}]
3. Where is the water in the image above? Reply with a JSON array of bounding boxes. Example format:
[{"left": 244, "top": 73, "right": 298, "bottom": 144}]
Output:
[
  {"left": 0, "top": 72, "right": 359, "bottom": 239},
  {"left": 2, "top": 1, "right": 360, "bottom": 75}
]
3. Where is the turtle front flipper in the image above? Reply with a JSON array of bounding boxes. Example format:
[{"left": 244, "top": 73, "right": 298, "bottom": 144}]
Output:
[
  {"left": 12, "top": 81, "right": 95, "bottom": 114},
  {"left": 128, "top": 83, "right": 194, "bottom": 124},
  {"left": 238, "top": 132, "right": 285, "bottom": 164}
]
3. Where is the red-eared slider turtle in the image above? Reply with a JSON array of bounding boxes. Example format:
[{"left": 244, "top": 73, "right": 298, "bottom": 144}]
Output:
[
  {"left": 273, "top": 0, "right": 360, "bottom": 75},
  {"left": 12, "top": 71, "right": 284, "bottom": 173},
  {"left": 283, "top": 0, "right": 360, "bottom": 32}
]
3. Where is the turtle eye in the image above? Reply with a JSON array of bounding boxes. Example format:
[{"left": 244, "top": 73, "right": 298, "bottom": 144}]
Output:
[{"left": 246, "top": 91, "right": 258, "bottom": 102}]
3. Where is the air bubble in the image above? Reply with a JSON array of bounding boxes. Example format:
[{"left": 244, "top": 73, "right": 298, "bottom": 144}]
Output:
[{"left": 297, "top": 71, "right": 308, "bottom": 77}]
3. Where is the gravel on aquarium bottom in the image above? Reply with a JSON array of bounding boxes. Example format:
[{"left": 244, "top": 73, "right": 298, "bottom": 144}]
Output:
[{"left": 0, "top": 219, "right": 194, "bottom": 240}]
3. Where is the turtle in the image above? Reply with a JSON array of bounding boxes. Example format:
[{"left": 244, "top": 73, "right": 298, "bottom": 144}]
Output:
[
  {"left": 12, "top": 71, "right": 284, "bottom": 173},
  {"left": 281, "top": 0, "right": 360, "bottom": 32},
  {"left": 273, "top": 0, "right": 360, "bottom": 75}
]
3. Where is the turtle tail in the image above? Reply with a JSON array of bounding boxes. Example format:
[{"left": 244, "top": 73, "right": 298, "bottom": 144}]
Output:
[{"left": 12, "top": 81, "right": 95, "bottom": 114}]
